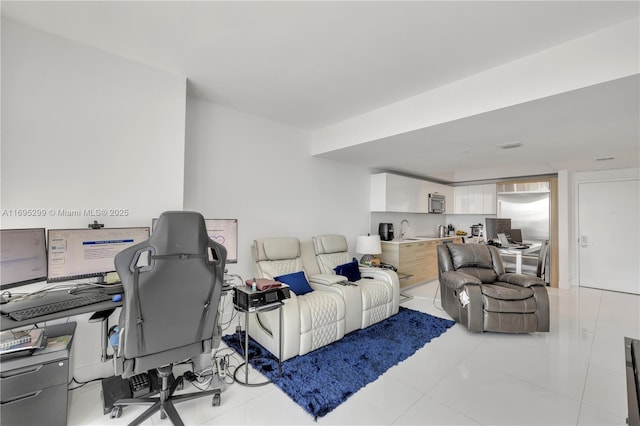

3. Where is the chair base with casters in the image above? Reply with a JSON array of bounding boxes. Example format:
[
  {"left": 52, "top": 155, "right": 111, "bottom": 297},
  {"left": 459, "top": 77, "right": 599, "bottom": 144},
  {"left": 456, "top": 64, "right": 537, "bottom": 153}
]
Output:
[{"left": 110, "top": 365, "right": 221, "bottom": 426}]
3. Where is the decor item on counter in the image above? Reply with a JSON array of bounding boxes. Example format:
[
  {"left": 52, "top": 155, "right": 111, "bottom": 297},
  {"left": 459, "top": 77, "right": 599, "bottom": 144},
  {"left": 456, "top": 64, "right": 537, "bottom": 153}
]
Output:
[
  {"left": 378, "top": 223, "right": 394, "bottom": 241},
  {"left": 470, "top": 223, "right": 483, "bottom": 237},
  {"left": 355, "top": 234, "right": 382, "bottom": 265},
  {"left": 222, "top": 307, "right": 454, "bottom": 419}
]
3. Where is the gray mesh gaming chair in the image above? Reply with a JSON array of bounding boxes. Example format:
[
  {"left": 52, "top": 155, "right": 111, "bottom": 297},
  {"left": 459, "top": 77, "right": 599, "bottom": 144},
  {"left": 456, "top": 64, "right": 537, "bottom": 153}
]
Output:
[{"left": 111, "top": 211, "right": 226, "bottom": 426}]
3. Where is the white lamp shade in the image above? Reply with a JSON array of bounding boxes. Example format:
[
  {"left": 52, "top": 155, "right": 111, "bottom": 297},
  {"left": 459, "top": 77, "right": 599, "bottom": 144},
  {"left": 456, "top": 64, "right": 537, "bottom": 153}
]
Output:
[{"left": 355, "top": 235, "right": 382, "bottom": 255}]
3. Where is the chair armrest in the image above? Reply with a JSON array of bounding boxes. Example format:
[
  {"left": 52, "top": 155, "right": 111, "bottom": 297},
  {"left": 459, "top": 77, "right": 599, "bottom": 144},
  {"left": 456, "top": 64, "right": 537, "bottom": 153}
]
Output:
[
  {"left": 358, "top": 266, "right": 396, "bottom": 283},
  {"left": 498, "top": 273, "right": 545, "bottom": 288},
  {"left": 308, "top": 273, "right": 348, "bottom": 286},
  {"left": 440, "top": 271, "right": 481, "bottom": 290}
]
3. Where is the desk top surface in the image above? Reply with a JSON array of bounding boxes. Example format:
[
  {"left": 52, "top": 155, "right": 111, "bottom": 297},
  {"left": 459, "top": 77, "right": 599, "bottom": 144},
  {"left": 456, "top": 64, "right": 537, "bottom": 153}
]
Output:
[{"left": 1, "top": 289, "right": 122, "bottom": 331}]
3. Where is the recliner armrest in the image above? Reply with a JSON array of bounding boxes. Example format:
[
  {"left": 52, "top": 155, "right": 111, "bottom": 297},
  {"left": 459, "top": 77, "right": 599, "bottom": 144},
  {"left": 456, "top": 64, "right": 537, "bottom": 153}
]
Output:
[
  {"left": 440, "top": 271, "right": 482, "bottom": 290},
  {"left": 498, "top": 273, "right": 545, "bottom": 288},
  {"left": 309, "top": 273, "right": 348, "bottom": 286}
]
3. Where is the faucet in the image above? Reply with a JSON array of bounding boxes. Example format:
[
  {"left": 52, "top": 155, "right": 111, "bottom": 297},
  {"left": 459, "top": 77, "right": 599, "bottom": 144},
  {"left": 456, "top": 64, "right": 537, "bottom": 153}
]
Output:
[{"left": 400, "top": 219, "right": 410, "bottom": 239}]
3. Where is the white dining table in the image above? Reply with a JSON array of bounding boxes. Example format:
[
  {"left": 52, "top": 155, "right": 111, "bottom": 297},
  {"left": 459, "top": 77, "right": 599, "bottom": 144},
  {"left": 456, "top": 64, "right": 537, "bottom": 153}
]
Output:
[{"left": 498, "top": 243, "right": 541, "bottom": 274}]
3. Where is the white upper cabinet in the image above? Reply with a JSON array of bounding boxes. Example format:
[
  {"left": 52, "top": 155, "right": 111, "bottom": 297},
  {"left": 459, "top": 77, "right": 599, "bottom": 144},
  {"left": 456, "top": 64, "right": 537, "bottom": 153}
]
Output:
[
  {"left": 452, "top": 183, "right": 496, "bottom": 214},
  {"left": 371, "top": 173, "right": 423, "bottom": 212},
  {"left": 483, "top": 183, "right": 497, "bottom": 214},
  {"left": 370, "top": 173, "right": 453, "bottom": 213}
]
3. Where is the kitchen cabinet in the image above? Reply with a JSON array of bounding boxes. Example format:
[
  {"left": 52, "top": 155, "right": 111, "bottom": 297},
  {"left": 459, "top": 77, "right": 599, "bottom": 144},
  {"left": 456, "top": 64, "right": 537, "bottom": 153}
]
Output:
[
  {"left": 423, "top": 181, "right": 454, "bottom": 214},
  {"left": 453, "top": 184, "right": 496, "bottom": 214},
  {"left": 379, "top": 237, "right": 462, "bottom": 288},
  {"left": 483, "top": 184, "right": 497, "bottom": 214},
  {"left": 370, "top": 173, "right": 454, "bottom": 213}
]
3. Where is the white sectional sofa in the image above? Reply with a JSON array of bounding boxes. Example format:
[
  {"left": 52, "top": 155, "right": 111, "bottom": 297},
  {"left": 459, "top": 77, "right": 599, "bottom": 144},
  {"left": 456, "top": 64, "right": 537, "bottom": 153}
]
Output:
[{"left": 248, "top": 236, "right": 400, "bottom": 361}]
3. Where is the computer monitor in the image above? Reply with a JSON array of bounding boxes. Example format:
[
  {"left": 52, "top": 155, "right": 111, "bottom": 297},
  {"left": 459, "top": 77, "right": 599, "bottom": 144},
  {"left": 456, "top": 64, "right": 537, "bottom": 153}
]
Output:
[
  {"left": 510, "top": 229, "right": 523, "bottom": 244},
  {"left": 152, "top": 218, "right": 238, "bottom": 264},
  {"left": 485, "top": 218, "right": 512, "bottom": 242},
  {"left": 47, "top": 227, "right": 150, "bottom": 283},
  {"left": 1, "top": 228, "right": 48, "bottom": 290}
]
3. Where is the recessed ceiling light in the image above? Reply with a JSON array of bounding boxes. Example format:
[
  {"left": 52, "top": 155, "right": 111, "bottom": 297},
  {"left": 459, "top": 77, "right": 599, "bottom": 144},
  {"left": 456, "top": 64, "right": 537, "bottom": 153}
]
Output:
[
  {"left": 595, "top": 156, "right": 615, "bottom": 162},
  {"left": 497, "top": 142, "right": 523, "bottom": 150}
]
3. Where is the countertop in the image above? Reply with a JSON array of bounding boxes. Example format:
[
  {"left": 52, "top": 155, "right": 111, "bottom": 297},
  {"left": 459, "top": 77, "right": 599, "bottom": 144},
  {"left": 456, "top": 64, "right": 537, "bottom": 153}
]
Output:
[{"left": 381, "top": 235, "right": 465, "bottom": 244}]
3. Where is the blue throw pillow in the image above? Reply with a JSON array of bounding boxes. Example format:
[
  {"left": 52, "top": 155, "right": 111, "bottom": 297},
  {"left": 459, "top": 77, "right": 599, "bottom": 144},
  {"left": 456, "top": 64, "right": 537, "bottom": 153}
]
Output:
[
  {"left": 275, "top": 271, "right": 314, "bottom": 296},
  {"left": 334, "top": 258, "right": 361, "bottom": 282}
]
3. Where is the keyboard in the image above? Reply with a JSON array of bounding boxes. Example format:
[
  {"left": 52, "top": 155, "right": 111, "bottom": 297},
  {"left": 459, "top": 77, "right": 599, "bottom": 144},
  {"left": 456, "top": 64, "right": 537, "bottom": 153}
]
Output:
[{"left": 2, "top": 290, "right": 113, "bottom": 322}]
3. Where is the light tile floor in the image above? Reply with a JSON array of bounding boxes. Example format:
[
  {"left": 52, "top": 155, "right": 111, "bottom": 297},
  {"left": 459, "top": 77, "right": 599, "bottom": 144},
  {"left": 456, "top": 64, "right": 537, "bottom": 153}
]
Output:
[{"left": 68, "top": 282, "right": 639, "bottom": 425}]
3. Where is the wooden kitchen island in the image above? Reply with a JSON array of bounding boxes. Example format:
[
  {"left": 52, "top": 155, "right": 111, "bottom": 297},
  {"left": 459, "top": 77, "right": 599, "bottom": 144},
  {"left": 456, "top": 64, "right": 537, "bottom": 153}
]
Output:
[{"left": 379, "top": 236, "right": 463, "bottom": 288}]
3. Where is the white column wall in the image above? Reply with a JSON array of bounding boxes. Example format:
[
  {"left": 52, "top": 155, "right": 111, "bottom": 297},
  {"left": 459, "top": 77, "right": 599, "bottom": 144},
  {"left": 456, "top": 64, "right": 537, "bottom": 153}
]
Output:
[
  {"left": 1, "top": 19, "right": 187, "bottom": 380},
  {"left": 184, "top": 98, "right": 372, "bottom": 282}
]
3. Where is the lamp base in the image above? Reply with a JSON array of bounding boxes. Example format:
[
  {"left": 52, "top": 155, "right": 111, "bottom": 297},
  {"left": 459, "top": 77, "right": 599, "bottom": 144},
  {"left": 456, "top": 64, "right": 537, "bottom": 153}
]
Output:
[{"left": 360, "top": 255, "right": 379, "bottom": 266}]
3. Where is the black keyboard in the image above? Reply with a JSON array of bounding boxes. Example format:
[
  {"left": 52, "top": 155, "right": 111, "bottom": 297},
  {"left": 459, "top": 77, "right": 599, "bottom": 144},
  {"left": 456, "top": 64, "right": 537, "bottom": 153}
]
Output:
[{"left": 5, "top": 291, "right": 113, "bottom": 321}]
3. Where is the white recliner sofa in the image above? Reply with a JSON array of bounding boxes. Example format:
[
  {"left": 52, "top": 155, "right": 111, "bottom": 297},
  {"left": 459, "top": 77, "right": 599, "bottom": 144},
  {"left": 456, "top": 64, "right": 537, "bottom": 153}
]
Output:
[
  {"left": 249, "top": 237, "right": 346, "bottom": 361},
  {"left": 306, "top": 234, "right": 400, "bottom": 332}
]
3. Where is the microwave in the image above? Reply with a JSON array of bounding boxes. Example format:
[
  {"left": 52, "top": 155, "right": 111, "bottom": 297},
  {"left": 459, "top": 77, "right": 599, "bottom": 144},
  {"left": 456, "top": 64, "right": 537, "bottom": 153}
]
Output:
[{"left": 428, "top": 193, "right": 446, "bottom": 214}]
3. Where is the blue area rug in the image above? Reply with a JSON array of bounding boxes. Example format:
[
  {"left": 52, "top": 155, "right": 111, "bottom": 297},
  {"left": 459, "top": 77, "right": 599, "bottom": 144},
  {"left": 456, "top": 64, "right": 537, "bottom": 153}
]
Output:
[{"left": 222, "top": 307, "right": 455, "bottom": 418}]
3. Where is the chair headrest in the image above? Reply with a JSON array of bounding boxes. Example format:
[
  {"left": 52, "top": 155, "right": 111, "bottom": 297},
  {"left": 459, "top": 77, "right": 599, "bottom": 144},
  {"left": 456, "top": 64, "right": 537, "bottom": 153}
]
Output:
[
  {"left": 149, "top": 211, "right": 210, "bottom": 254},
  {"left": 447, "top": 244, "right": 494, "bottom": 270},
  {"left": 312, "top": 235, "right": 348, "bottom": 255},
  {"left": 254, "top": 237, "right": 301, "bottom": 261}
]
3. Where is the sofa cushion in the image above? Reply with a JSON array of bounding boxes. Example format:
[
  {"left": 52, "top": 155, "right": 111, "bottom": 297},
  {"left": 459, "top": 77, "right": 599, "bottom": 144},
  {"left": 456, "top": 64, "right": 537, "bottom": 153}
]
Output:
[
  {"left": 313, "top": 234, "right": 349, "bottom": 255},
  {"left": 276, "top": 271, "right": 313, "bottom": 296},
  {"left": 458, "top": 267, "right": 498, "bottom": 284},
  {"left": 262, "top": 237, "right": 301, "bottom": 260},
  {"left": 448, "top": 244, "right": 494, "bottom": 270},
  {"left": 334, "top": 259, "right": 361, "bottom": 282},
  {"left": 480, "top": 283, "right": 534, "bottom": 301}
]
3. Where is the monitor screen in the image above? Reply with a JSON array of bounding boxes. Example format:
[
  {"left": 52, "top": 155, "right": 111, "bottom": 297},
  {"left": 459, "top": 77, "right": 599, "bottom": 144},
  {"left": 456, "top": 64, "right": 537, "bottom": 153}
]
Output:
[
  {"left": 152, "top": 218, "right": 238, "bottom": 264},
  {"left": 1, "top": 228, "right": 48, "bottom": 289},
  {"left": 485, "top": 218, "right": 512, "bottom": 241},
  {"left": 47, "top": 227, "right": 150, "bottom": 282}
]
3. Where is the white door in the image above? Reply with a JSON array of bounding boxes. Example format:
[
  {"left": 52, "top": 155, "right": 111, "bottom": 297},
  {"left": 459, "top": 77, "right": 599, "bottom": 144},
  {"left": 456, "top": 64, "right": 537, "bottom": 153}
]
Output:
[{"left": 578, "top": 179, "right": 640, "bottom": 294}]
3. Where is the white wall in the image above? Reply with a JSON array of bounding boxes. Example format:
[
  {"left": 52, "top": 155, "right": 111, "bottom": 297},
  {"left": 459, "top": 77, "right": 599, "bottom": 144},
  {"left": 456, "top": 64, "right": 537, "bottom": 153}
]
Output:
[
  {"left": 1, "top": 19, "right": 187, "bottom": 379},
  {"left": 1, "top": 19, "right": 187, "bottom": 229},
  {"left": 184, "top": 98, "right": 372, "bottom": 282}
]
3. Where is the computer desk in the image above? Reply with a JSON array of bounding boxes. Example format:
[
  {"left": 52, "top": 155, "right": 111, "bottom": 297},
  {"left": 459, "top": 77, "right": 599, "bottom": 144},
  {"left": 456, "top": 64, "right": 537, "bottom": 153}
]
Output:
[{"left": 1, "top": 291, "right": 122, "bottom": 331}]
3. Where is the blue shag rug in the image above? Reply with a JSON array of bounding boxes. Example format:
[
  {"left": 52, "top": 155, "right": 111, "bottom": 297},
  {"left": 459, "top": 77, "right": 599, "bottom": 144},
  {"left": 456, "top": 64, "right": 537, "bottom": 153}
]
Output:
[{"left": 222, "top": 307, "right": 455, "bottom": 418}]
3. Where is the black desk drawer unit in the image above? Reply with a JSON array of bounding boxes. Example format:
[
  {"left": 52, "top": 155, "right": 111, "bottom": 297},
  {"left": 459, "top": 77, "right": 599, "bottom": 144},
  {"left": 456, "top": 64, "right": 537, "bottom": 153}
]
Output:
[{"left": 1, "top": 323, "right": 75, "bottom": 426}]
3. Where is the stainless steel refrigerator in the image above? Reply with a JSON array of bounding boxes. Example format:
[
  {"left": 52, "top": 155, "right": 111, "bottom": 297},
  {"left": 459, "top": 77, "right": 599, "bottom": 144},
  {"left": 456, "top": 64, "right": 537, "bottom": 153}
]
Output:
[
  {"left": 496, "top": 181, "right": 551, "bottom": 281},
  {"left": 496, "top": 182, "right": 550, "bottom": 243}
]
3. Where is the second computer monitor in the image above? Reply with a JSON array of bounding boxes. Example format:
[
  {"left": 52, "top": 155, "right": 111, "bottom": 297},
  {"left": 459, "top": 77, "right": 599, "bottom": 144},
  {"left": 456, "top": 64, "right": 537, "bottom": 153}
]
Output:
[
  {"left": 47, "top": 227, "right": 150, "bottom": 283},
  {"left": 1, "top": 228, "right": 48, "bottom": 290}
]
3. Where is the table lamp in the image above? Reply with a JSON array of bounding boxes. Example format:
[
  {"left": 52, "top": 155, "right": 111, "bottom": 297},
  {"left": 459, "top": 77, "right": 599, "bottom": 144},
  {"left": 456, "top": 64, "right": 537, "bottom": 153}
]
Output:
[{"left": 356, "top": 235, "right": 382, "bottom": 265}]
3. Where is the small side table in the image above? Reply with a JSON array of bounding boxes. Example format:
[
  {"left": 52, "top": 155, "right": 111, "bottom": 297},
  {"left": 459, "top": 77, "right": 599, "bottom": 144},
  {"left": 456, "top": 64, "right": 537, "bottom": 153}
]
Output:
[{"left": 232, "top": 292, "right": 284, "bottom": 386}]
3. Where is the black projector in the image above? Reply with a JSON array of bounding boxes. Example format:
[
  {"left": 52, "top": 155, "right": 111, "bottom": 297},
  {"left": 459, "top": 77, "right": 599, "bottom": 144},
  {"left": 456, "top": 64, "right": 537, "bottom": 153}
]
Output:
[{"left": 233, "top": 284, "right": 290, "bottom": 312}]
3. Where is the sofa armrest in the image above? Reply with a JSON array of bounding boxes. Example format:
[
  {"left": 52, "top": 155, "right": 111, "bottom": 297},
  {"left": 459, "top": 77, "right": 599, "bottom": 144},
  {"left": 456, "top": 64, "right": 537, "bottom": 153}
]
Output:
[
  {"left": 498, "top": 273, "right": 545, "bottom": 288},
  {"left": 440, "top": 271, "right": 482, "bottom": 290},
  {"left": 359, "top": 266, "right": 400, "bottom": 316},
  {"left": 309, "top": 273, "right": 348, "bottom": 286}
]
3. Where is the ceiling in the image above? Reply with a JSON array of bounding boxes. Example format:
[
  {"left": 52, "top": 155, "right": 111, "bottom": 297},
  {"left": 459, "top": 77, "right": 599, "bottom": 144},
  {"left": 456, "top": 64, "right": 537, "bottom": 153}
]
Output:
[{"left": 2, "top": 1, "right": 639, "bottom": 183}]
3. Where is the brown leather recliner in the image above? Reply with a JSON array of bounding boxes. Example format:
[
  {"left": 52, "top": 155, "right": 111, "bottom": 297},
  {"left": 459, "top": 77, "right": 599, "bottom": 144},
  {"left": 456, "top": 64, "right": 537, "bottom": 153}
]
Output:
[{"left": 437, "top": 243, "right": 549, "bottom": 333}]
